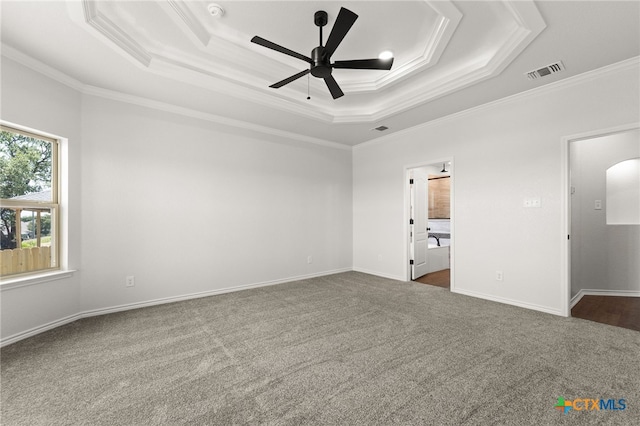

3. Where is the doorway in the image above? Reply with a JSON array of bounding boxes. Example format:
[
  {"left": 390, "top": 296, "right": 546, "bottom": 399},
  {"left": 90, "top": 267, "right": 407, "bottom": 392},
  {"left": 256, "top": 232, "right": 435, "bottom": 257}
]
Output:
[
  {"left": 407, "top": 160, "right": 453, "bottom": 289},
  {"left": 563, "top": 124, "right": 640, "bottom": 327}
]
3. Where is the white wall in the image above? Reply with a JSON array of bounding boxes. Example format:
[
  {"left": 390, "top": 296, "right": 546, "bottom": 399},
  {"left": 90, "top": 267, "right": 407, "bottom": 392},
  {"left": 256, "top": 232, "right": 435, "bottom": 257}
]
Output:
[
  {"left": 353, "top": 60, "right": 640, "bottom": 315},
  {"left": 1, "top": 57, "right": 83, "bottom": 339},
  {"left": 2, "top": 51, "right": 639, "bottom": 343},
  {"left": 570, "top": 130, "right": 640, "bottom": 297},
  {"left": 1, "top": 57, "right": 353, "bottom": 343},
  {"left": 79, "top": 96, "right": 352, "bottom": 312}
]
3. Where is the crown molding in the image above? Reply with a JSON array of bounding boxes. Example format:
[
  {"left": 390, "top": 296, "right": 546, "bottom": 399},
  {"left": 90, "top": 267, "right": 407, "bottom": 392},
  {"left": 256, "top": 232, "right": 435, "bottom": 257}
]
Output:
[
  {"left": 165, "top": 0, "right": 210, "bottom": 47},
  {"left": 354, "top": 56, "right": 640, "bottom": 150},
  {"left": 81, "top": 0, "right": 152, "bottom": 67},
  {"left": 1, "top": 44, "right": 85, "bottom": 92},
  {"left": 1, "top": 44, "right": 347, "bottom": 151},
  {"left": 148, "top": 54, "right": 336, "bottom": 124},
  {"left": 81, "top": 85, "right": 349, "bottom": 151},
  {"left": 335, "top": 58, "right": 493, "bottom": 124},
  {"left": 341, "top": 0, "right": 462, "bottom": 94},
  {"left": 68, "top": 0, "right": 546, "bottom": 125},
  {"left": 335, "top": 0, "right": 546, "bottom": 124}
]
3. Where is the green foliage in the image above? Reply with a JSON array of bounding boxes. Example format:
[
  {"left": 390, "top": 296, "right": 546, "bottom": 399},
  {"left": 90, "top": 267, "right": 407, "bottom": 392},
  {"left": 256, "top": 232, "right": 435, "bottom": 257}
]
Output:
[
  {"left": 0, "top": 130, "right": 52, "bottom": 249},
  {"left": 20, "top": 213, "right": 51, "bottom": 235},
  {"left": 0, "top": 130, "right": 52, "bottom": 199},
  {"left": 21, "top": 236, "right": 52, "bottom": 249}
]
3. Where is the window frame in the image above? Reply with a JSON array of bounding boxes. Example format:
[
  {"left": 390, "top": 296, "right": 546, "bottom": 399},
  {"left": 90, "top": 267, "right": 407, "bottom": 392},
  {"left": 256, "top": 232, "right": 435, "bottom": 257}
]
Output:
[{"left": 0, "top": 124, "right": 61, "bottom": 278}]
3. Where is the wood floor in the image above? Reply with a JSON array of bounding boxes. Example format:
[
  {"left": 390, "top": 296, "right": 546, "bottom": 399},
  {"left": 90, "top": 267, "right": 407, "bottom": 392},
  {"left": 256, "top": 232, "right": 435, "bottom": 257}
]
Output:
[
  {"left": 414, "top": 269, "right": 450, "bottom": 289},
  {"left": 415, "top": 271, "right": 638, "bottom": 333},
  {"left": 571, "top": 295, "right": 640, "bottom": 332}
]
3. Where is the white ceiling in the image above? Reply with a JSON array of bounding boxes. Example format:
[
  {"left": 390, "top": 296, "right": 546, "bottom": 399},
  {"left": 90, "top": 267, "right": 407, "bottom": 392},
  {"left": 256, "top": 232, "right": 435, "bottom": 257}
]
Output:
[{"left": 1, "top": 1, "right": 639, "bottom": 146}]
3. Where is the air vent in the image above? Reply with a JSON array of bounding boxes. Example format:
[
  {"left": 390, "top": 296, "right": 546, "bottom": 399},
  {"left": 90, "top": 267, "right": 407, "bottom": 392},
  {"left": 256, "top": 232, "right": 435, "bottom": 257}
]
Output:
[
  {"left": 526, "top": 61, "right": 565, "bottom": 80},
  {"left": 372, "top": 125, "right": 389, "bottom": 131}
]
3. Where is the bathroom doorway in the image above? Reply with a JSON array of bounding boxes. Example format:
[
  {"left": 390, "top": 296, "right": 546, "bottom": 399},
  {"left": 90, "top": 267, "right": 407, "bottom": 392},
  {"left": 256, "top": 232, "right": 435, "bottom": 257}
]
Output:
[
  {"left": 565, "top": 126, "right": 639, "bottom": 329},
  {"left": 408, "top": 160, "right": 453, "bottom": 289}
]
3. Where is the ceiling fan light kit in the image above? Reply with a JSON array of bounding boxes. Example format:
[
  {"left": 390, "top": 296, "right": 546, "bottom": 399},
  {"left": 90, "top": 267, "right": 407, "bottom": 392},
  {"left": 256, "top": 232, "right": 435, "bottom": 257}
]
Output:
[{"left": 251, "top": 7, "right": 394, "bottom": 99}]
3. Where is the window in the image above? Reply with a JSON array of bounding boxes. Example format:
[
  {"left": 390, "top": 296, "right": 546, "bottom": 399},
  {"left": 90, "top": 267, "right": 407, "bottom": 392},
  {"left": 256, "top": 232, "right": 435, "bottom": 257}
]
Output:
[{"left": 0, "top": 125, "right": 59, "bottom": 277}]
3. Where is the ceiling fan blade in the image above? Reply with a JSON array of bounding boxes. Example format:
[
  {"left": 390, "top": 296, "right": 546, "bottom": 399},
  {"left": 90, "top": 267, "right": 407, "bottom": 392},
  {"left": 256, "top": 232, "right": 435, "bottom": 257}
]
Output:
[
  {"left": 323, "top": 75, "right": 344, "bottom": 99},
  {"left": 333, "top": 58, "right": 394, "bottom": 70},
  {"left": 324, "top": 7, "right": 358, "bottom": 58},
  {"left": 269, "top": 69, "right": 310, "bottom": 88},
  {"left": 251, "top": 36, "right": 313, "bottom": 64}
]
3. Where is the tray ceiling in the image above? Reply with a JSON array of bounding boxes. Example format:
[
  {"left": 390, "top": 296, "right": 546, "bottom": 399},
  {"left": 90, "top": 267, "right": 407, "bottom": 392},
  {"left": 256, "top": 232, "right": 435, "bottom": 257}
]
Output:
[
  {"left": 74, "top": 0, "right": 544, "bottom": 123},
  {"left": 1, "top": 1, "right": 639, "bottom": 146}
]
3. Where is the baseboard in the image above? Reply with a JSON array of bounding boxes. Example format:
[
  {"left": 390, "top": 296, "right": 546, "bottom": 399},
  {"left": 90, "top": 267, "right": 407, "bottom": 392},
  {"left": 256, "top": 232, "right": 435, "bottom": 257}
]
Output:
[
  {"left": 0, "top": 313, "right": 83, "bottom": 348},
  {"left": 451, "top": 287, "right": 565, "bottom": 317},
  {"left": 0, "top": 268, "right": 352, "bottom": 348},
  {"left": 351, "top": 267, "right": 405, "bottom": 282},
  {"left": 80, "top": 268, "right": 353, "bottom": 319},
  {"left": 570, "top": 289, "right": 640, "bottom": 308}
]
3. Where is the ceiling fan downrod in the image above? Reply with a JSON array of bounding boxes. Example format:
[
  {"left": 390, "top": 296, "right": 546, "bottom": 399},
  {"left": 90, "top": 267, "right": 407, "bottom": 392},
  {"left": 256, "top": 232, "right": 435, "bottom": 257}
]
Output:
[{"left": 314, "top": 11, "right": 328, "bottom": 46}]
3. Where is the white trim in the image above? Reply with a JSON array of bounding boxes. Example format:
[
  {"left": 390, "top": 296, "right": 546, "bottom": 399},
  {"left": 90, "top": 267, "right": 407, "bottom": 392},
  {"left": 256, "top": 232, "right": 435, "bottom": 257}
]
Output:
[
  {"left": 560, "top": 128, "right": 571, "bottom": 317},
  {"left": 81, "top": 268, "right": 353, "bottom": 319},
  {"left": 571, "top": 289, "right": 640, "bottom": 309},
  {"left": 81, "top": 0, "right": 152, "bottom": 67},
  {"left": 354, "top": 56, "right": 640, "bottom": 151},
  {"left": 0, "top": 45, "right": 85, "bottom": 92},
  {"left": 5, "top": 40, "right": 638, "bottom": 151},
  {"left": 351, "top": 267, "right": 405, "bottom": 282},
  {"left": 0, "top": 119, "right": 66, "bottom": 143},
  {"left": 452, "top": 287, "right": 564, "bottom": 317},
  {"left": 342, "top": 0, "right": 463, "bottom": 94},
  {"left": 81, "top": 86, "right": 350, "bottom": 151},
  {"left": 0, "top": 268, "right": 350, "bottom": 347},
  {"left": 560, "top": 123, "right": 640, "bottom": 317},
  {"left": 1, "top": 44, "right": 346, "bottom": 151},
  {"left": 0, "top": 270, "right": 76, "bottom": 291},
  {"left": 340, "top": 0, "right": 546, "bottom": 123},
  {"left": 165, "top": 0, "right": 210, "bottom": 47},
  {"left": 73, "top": 0, "right": 543, "bottom": 123},
  {"left": 0, "top": 313, "right": 83, "bottom": 348}
]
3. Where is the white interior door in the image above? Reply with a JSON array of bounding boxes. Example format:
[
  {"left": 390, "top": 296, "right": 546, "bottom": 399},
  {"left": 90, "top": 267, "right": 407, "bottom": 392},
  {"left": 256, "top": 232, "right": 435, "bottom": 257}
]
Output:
[{"left": 410, "top": 169, "right": 429, "bottom": 279}]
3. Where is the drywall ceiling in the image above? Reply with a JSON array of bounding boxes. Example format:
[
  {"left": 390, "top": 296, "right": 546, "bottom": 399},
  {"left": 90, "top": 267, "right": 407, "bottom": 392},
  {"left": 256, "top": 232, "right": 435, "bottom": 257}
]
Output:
[{"left": 1, "top": 1, "right": 639, "bottom": 146}]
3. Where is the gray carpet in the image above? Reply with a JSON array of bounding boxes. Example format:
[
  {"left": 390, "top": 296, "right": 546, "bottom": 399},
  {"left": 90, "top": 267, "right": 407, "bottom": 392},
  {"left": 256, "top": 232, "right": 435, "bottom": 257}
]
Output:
[{"left": 2, "top": 272, "right": 639, "bottom": 425}]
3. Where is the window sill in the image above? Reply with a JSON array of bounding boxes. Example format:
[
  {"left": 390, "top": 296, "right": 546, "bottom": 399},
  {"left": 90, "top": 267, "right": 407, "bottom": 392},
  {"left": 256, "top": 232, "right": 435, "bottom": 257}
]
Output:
[{"left": 0, "top": 270, "right": 76, "bottom": 291}]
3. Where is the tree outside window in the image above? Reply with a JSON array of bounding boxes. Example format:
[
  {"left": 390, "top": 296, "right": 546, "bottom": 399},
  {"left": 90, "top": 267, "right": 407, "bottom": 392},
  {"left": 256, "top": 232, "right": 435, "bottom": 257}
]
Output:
[{"left": 0, "top": 126, "right": 58, "bottom": 277}]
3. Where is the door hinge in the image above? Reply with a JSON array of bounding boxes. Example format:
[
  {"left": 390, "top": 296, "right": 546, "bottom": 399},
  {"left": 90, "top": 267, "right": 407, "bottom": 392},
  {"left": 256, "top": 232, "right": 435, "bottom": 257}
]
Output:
[
  {"left": 409, "top": 259, "right": 414, "bottom": 265},
  {"left": 409, "top": 179, "right": 414, "bottom": 184},
  {"left": 409, "top": 218, "right": 414, "bottom": 225}
]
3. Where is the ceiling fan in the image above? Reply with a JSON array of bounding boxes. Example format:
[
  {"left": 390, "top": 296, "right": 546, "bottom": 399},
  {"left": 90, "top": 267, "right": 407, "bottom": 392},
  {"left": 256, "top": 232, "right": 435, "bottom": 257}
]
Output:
[{"left": 251, "top": 7, "right": 394, "bottom": 99}]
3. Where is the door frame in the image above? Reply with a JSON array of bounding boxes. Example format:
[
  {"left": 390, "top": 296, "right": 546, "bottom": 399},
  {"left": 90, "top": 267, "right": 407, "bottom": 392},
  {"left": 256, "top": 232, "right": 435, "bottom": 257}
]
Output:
[
  {"left": 410, "top": 167, "right": 430, "bottom": 280},
  {"left": 404, "top": 157, "right": 454, "bottom": 288},
  {"left": 560, "top": 122, "right": 640, "bottom": 317}
]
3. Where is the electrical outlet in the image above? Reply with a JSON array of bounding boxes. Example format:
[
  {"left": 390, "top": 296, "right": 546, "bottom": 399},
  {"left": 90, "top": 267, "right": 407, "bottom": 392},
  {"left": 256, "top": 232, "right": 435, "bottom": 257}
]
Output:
[
  {"left": 496, "top": 271, "right": 504, "bottom": 281},
  {"left": 125, "top": 276, "right": 135, "bottom": 287},
  {"left": 523, "top": 198, "right": 541, "bottom": 208},
  {"left": 307, "top": 256, "right": 313, "bottom": 264}
]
